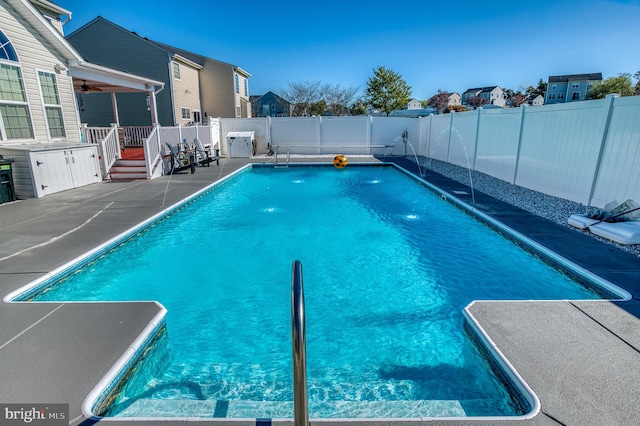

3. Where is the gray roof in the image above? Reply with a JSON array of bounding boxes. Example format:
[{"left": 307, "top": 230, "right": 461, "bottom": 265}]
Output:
[{"left": 548, "top": 73, "right": 602, "bottom": 83}]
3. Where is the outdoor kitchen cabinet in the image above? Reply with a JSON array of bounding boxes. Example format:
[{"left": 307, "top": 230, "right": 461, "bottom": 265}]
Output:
[{"left": 0, "top": 144, "right": 101, "bottom": 199}]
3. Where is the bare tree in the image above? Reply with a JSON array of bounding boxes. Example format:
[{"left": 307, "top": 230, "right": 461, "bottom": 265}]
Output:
[
  {"left": 279, "top": 81, "right": 360, "bottom": 116},
  {"left": 325, "top": 84, "right": 360, "bottom": 116},
  {"left": 279, "top": 81, "right": 328, "bottom": 116}
]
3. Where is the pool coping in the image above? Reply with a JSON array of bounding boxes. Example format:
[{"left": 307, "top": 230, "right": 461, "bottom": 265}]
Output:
[{"left": 0, "top": 156, "right": 640, "bottom": 424}]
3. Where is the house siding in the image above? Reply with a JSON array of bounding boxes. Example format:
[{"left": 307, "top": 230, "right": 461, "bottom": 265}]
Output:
[
  {"left": 172, "top": 60, "right": 201, "bottom": 124},
  {"left": 66, "top": 18, "right": 174, "bottom": 125},
  {"left": 0, "top": 2, "right": 80, "bottom": 143},
  {"left": 199, "top": 58, "right": 235, "bottom": 118}
]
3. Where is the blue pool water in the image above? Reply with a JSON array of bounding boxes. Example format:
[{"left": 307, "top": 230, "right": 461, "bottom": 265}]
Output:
[{"left": 30, "top": 165, "right": 610, "bottom": 418}]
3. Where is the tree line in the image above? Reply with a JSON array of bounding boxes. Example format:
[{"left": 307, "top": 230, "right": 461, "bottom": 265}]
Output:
[{"left": 278, "top": 68, "right": 640, "bottom": 117}]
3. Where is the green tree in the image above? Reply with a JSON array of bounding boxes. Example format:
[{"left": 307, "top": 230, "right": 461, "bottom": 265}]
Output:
[
  {"left": 586, "top": 74, "right": 637, "bottom": 99},
  {"left": 526, "top": 79, "right": 548, "bottom": 97},
  {"left": 364, "top": 66, "right": 411, "bottom": 116},
  {"left": 349, "top": 98, "right": 367, "bottom": 116}
]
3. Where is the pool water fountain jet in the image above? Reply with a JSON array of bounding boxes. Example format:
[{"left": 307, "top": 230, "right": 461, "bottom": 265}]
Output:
[
  {"left": 401, "top": 129, "right": 425, "bottom": 178},
  {"left": 451, "top": 128, "right": 476, "bottom": 204}
]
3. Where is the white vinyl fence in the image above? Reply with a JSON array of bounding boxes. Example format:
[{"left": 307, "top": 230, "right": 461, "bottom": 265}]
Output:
[{"left": 217, "top": 94, "right": 640, "bottom": 208}]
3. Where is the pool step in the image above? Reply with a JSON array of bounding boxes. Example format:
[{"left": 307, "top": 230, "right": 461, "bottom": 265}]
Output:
[{"left": 111, "top": 398, "right": 466, "bottom": 419}]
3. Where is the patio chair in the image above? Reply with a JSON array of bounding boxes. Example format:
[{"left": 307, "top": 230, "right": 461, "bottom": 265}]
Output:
[
  {"left": 165, "top": 142, "right": 192, "bottom": 173},
  {"left": 193, "top": 138, "right": 220, "bottom": 166}
]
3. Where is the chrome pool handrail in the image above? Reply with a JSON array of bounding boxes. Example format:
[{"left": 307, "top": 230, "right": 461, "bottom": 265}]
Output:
[{"left": 291, "top": 260, "right": 308, "bottom": 426}]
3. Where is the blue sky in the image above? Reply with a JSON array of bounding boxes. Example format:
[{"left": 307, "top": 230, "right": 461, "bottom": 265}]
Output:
[{"left": 58, "top": 0, "right": 640, "bottom": 100}]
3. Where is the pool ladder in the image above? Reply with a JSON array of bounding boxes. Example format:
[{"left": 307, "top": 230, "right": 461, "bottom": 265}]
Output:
[
  {"left": 274, "top": 145, "right": 290, "bottom": 168},
  {"left": 291, "top": 260, "right": 308, "bottom": 426}
]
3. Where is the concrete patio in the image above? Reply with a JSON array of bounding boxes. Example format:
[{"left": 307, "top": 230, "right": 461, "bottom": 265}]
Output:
[{"left": 1, "top": 156, "right": 639, "bottom": 426}]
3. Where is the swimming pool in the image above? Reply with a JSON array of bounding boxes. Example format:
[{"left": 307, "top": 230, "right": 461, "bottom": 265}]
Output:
[{"left": 14, "top": 164, "right": 624, "bottom": 420}]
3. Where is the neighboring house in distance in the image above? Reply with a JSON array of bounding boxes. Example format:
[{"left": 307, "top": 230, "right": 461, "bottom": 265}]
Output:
[
  {"left": 528, "top": 94, "right": 544, "bottom": 106},
  {"left": 66, "top": 16, "right": 251, "bottom": 127},
  {"left": 0, "top": 0, "right": 163, "bottom": 198},
  {"left": 448, "top": 92, "right": 461, "bottom": 107},
  {"left": 407, "top": 99, "right": 422, "bottom": 110},
  {"left": 545, "top": 73, "right": 602, "bottom": 104},
  {"left": 251, "top": 91, "right": 291, "bottom": 117},
  {"left": 462, "top": 86, "right": 506, "bottom": 107}
]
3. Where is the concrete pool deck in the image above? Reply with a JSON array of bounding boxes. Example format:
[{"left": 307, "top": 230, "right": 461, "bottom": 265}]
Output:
[{"left": 0, "top": 156, "right": 638, "bottom": 425}]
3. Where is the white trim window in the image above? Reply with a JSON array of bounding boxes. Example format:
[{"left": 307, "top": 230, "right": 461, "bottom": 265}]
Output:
[
  {"left": 0, "top": 31, "right": 33, "bottom": 140},
  {"left": 0, "top": 64, "right": 33, "bottom": 140},
  {"left": 244, "top": 78, "right": 248, "bottom": 97},
  {"left": 235, "top": 73, "right": 239, "bottom": 94},
  {"left": 173, "top": 62, "right": 181, "bottom": 80},
  {"left": 38, "top": 71, "right": 65, "bottom": 138},
  {"left": 181, "top": 107, "right": 190, "bottom": 120}
]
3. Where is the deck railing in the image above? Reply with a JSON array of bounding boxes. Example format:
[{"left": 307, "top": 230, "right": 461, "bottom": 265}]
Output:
[
  {"left": 96, "top": 125, "right": 119, "bottom": 178},
  {"left": 142, "top": 125, "right": 162, "bottom": 179},
  {"left": 123, "top": 126, "right": 154, "bottom": 146}
]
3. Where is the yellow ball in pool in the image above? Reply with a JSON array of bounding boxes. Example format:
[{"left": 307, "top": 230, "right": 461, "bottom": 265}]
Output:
[{"left": 333, "top": 155, "right": 348, "bottom": 168}]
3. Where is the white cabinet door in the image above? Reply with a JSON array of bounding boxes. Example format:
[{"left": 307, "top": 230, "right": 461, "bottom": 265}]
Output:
[
  {"left": 28, "top": 151, "right": 74, "bottom": 197},
  {"left": 68, "top": 147, "right": 101, "bottom": 187}
]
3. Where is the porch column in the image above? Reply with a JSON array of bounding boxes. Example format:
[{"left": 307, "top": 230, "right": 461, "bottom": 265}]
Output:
[
  {"left": 111, "top": 92, "right": 120, "bottom": 126},
  {"left": 148, "top": 91, "right": 159, "bottom": 125}
]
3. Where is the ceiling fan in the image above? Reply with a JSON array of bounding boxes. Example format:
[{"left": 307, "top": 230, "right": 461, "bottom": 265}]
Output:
[{"left": 80, "top": 80, "right": 102, "bottom": 93}]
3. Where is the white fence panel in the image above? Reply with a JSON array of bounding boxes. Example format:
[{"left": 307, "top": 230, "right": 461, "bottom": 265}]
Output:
[
  {"left": 158, "top": 126, "right": 181, "bottom": 148},
  {"left": 270, "top": 117, "right": 320, "bottom": 154},
  {"left": 220, "top": 118, "right": 268, "bottom": 155},
  {"left": 448, "top": 111, "right": 479, "bottom": 169},
  {"left": 516, "top": 100, "right": 606, "bottom": 204},
  {"left": 428, "top": 114, "right": 451, "bottom": 161},
  {"left": 371, "top": 117, "right": 418, "bottom": 157},
  {"left": 591, "top": 95, "right": 640, "bottom": 207},
  {"left": 320, "top": 117, "right": 369, "bottom": 154},
  {"left": 417, "top": 116, "right": 431, "bottom": 157},
  {"left": 474, "top": 108, "right": 521, "bottom": 182}
]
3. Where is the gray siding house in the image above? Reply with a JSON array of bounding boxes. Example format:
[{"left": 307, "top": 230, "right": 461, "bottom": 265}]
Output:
[
  {"left": 250, "top": 91, "right": 291, "bottom": 117},
  {"left": 545, "top": 73, "right": 602, "bottom": 104},
  {"left": 66, "top": 17, "right": 251, "bottom": 126}
]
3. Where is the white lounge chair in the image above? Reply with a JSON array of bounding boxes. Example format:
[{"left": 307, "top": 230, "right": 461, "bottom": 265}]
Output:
[
  {"left": 568, "top": 214, "right": 600, "bottom": 229},
  {"left": 589, "top": 221, "right": 640, "bottom": 245},
  {"left": 193, "top": 138, "right": 220, "bottom": 166}
]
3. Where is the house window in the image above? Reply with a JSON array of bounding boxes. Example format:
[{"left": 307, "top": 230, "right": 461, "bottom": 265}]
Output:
[
  {"left": 0, "top": 63, "right": 34, "bottom": 139},
  {"left": 558, "top": 93, "right": 565, "bottom": 99},
  {"left": 236, "top": 105, "right": 240, "bottom": 116},
  {"left": 549, "top": 93, "right": 556, "bottom": 99},
  {"left": 181, "top": 107, "right": 190, "bottom": 120},
  {"left": 235, "top": 74, "right": 239, "bottom": 94},
  {"left": 244, "top": 79, "right": 248, "bottom": 96},
  {"left": 173, "top": 62, "right": 180, "bottom": 80},
  {"left": 572, "top": 92, "right": 580, "bottom": 101},
  {"left": 0, "top": 31, "right": 18, "bottom": 61},
  {"left": 38, "top": 71, "right": 65, "bottom": 138}
]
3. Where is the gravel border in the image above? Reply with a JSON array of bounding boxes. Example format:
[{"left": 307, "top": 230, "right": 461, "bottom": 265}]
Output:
[{"left": 415, "top": 157, "right": 640, "bottom": 258}]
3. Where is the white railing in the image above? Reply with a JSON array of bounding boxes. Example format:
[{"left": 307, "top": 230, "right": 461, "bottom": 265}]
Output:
[
  {"left": 96, "top": 125, "right": 119, "bottom": 178},
  {"left": 142, "top": 125, "right": 162, "bottom": 179},
  {"left": 123, "top": 126, "right": 154, "bottom": 146},
  {"left": 83, "top": 126, "right": 112, "bottom": 145}
]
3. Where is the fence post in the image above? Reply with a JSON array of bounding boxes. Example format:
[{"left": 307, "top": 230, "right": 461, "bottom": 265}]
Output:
[
  {"left": 317, "top": 116, "right": 322, "bottom": 154},
  {"left": 512, "top": 104, "right": 528, "bottom": 184},
  {"left": 586, "top": 93, "right": 619, "bottom": 208},
  {"left": 267, "top": 115, "right": 272, "bottom": 153}
]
